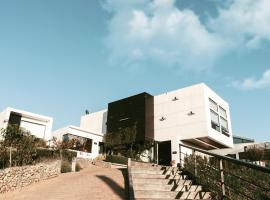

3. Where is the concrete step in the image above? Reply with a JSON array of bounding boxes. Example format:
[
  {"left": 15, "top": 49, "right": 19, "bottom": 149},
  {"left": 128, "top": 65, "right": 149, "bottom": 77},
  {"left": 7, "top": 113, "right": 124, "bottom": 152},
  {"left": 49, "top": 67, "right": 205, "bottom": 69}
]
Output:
[
  {"left": 131, "top": 168, "right": 181, "bottom": 175},
  {"left": 132, "top": 173, "right": 186, "bottom": 179},
  {"left": 131, "top": 166, "right": 178, "bottom": 171},
  {"left": 133, "top": 184, "right": 202, "bottom": 192},
  {"left": 134, "top": 190, "right": 211, "bottom": 199},
  {"left": 132, "top": 178, "right": 192, "bottom": 186},
  {"left": 131, "top": 162, "right": 159, "bottom": 167}
]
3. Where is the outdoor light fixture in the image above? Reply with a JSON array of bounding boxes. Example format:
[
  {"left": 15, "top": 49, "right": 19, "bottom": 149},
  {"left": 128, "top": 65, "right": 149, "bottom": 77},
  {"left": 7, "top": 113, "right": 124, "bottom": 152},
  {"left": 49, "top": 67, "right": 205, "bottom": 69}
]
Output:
[
  {"left": 160, "top": 116, "right": 166, "bottom": 121},
  {"left": 188, "top": 111, "right": 195, "bottom": 116},
  {"left": 172, "top": 97, "right": 179, "bottom": 101}
]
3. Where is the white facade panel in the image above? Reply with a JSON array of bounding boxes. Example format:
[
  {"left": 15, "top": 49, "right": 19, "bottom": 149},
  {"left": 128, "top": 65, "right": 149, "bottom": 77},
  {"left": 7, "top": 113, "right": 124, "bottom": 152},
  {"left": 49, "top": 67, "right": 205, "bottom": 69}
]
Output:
[
  {"left": 0, "top": 107, "right": 53, "bottom": 141},
  {"left": 80, "top": 109, "right": 107, "bottom": 134},
  {"left": 20, "top": 120, "right": 46, "bottom": 139},
  {"left": 154, "top": 84, "right": 208, "bottom": 142},
  {"left": 52, "top": 125, "right": 104, "bottom": 159}
]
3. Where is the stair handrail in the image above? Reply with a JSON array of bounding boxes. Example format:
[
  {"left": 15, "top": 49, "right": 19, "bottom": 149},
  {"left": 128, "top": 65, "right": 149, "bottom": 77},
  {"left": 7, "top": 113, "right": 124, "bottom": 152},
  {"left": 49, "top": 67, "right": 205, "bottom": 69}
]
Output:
[
  {"left": 179, "top": 143, "right": 270, "bottom": 200},
  {"left": 179, "top": 143, "right": 270, "bottom": 173}
]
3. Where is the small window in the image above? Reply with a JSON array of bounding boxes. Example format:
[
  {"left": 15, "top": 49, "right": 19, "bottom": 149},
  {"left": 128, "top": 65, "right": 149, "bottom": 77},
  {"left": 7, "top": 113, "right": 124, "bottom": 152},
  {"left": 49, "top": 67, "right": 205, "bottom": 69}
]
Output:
[
  {"left": 219, "top": 106, "right": 227, "bottom": 119},
  {"left": 209, "top": 98, "right": 218, "bottom": 112}
]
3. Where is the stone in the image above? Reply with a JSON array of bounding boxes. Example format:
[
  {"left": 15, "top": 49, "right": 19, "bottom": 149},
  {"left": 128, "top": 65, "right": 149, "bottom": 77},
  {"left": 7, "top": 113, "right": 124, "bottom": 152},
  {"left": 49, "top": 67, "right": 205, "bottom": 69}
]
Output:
[{"left": 0, "top": 160, "right": 61, "bottom": 194}]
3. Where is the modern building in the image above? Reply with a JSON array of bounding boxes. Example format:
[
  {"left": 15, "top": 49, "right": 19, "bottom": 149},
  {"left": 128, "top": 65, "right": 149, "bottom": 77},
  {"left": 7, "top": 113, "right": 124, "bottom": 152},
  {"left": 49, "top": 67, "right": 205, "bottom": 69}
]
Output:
[
  {"left": 81, "top": 83, "right": 233, "bottom": 164},
  {"left": 233, "top": 135, "right": 255, "bottom": 144},
  {"left": 52, "top": 125, "right": 104, "bottom": 159},
  {"left": 209, "top": 135, "right": 255, "bottom": 159},
  {"left": 0, "top": 107, "right": 53, "bottom": 141}
]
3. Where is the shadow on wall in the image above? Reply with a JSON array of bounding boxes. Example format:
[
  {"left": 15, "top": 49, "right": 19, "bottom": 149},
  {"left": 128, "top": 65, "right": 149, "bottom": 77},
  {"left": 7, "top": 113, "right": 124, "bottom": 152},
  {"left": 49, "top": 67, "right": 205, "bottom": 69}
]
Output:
[
  {"left": 102, "top": 111, "right": 107, "bottom": 133},
  {"left": 96, "top": 171, "right": 128, "bottom": 200}
]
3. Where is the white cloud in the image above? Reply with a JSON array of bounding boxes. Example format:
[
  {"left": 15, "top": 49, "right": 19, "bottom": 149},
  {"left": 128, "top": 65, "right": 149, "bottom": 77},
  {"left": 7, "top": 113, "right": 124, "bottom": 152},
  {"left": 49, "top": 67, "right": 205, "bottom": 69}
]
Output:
[
  {"left": 103, "top": 0, "right": 270, "bottom": 71},
  {"left": 103, "top": 0, "right": 224, "bottom": 71},
  {"left": 209, "top": 0, "right": 270, "bottom": 49},
  {"left": 232, "top": 69, "right": 270, "bottom": 90}
]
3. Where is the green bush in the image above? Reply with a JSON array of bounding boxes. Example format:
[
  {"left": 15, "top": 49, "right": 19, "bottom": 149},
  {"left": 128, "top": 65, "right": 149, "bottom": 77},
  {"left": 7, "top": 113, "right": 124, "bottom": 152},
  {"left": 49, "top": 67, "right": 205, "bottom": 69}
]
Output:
[
  {"left": 105, "top": 155, "right": 128, "bottom": 165},
  {"left": 61, "top": 150, "right": 77, "bottom": 162},
  {"left": 0, "top": 126, "right": 77, "bottom": 169},
  {"left": 75, "top": 163, "right": 82, "bottom": 172},
  {"left": 61, "top": 161, "right": 72, "bottom": 173}
]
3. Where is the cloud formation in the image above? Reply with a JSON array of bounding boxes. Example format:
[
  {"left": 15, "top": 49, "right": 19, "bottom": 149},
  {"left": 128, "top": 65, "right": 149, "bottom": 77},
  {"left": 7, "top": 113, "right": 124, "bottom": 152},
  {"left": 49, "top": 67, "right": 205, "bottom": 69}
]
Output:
[
  {"left": 232, "top": 69, "right": 270, "bottom": 90},
  {"left": 209, "top": 0, "right": 270, "bottom": 49},
  {"left": 103, "top": 0, "right": 270, "bottom": 71}
]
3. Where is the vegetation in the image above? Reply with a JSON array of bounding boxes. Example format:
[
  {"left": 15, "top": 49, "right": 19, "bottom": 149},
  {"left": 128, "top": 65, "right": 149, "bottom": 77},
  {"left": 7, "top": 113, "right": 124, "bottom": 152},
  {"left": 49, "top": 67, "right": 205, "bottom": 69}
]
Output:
[
  {"left": 61, "top": 160, "right": 72, "bottom": 173},
  {"left": 75, "top": 163, "right": 82, "bottom": 172},
  {"left": 105, "top": 126, "right": 154, "bottom": 161},
  {"left": 0, "top": 125, "right": 47, "bottom": 168},
  {"left": 105, "top": 155, "right": 128, "bottom": 165},
  {"left": 0, "top": 125, "right": 77, "bottom": 169},
  {"left": 183, "top": 154, "right": 270, "bottom": 200}
]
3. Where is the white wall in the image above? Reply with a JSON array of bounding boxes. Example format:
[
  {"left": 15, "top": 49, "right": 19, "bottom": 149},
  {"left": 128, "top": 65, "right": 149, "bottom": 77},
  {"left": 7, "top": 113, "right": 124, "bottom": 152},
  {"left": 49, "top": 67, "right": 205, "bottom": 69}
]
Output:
[
  {"left": 0, "top": 110, "right": 7, "bottom": 140},
  {"left": 0, "top": 107, "right": 53, "bottom": 141},
  {"left": 52, "top": 125, "right": 104, "bottom": 159},
  {"left": 80, "top": 109, "right": 107, "bottom": 134},
  {"left": 154, "top": 83, "right": 208, "bottom": 142},
  {"left": 154, "top": 83, "right": 233, "bottom": 163}
]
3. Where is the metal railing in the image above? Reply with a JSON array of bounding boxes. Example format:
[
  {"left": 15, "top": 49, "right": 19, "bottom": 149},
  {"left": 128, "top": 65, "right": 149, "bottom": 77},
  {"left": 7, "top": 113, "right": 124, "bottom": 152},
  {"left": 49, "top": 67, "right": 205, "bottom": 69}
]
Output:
[{"left": 179, "top": 143, "right": 270, "bottom": 200}]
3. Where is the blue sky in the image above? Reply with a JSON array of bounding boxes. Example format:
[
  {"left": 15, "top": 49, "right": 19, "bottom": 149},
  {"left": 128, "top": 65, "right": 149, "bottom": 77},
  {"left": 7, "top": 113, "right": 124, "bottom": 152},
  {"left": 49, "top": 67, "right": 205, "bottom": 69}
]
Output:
[{"left": 0, "top": 0, "right": 269, "bottom": 141}]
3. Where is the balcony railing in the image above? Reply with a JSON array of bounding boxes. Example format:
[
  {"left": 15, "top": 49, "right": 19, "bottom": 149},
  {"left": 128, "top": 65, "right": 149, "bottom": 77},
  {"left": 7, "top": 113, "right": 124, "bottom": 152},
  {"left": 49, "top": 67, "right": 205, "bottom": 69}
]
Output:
[{"left": 179, "top": 143, "right": 270, "bottom": 200}]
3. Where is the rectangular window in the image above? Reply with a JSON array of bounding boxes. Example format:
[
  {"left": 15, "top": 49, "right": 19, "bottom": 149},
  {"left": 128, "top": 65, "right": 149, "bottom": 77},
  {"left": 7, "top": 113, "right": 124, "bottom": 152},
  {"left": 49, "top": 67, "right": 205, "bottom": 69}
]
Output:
[
  {"left": 219, "top": 106, "right": 227, "bottom": 119},
  {"left": 209, "top": 98, "right": 218, "bottom": 112},
  {"left": 210, "top": 110, "right": 220, "bottom": 132},
  {"left": 62, "top": 134, "right": 93, "bottom": 153},
  {"left": 220, "top": 117, "right": 229, "bottom": 136}
]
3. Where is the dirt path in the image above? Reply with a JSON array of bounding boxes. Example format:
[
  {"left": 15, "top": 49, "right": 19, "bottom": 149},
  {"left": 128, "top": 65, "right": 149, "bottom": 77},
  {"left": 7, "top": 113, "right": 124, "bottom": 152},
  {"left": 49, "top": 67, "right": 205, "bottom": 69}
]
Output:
[{"left": 0, "top": 165, "right": 128, "bottom": 200}]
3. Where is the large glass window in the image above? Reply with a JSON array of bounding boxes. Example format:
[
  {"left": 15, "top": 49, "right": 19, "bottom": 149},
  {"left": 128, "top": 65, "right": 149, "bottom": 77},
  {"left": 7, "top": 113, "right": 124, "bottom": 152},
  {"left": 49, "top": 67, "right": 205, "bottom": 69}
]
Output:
[
  {"left": 209, "top": 98, "right": 218, "bottom": 112},
  {"left": 210, "top": 110, "right": 220, "bottom": 132},
  {"left": 209, "top": 98, "right": 229, "bottom": 136},
  {"left": 219, "top": 106, "right": 227, "bottom": 119},
  {"left": 63, "top": 134, "right": 93, "bottom": 153},
  {"left": 220, "top": 117, "right": 229, "bottom": 136}
]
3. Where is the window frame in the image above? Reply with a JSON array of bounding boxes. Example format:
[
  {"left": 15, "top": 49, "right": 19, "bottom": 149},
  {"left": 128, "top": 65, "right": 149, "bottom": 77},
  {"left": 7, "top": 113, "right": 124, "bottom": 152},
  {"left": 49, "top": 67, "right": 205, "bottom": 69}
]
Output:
[{"left": 209, "top": 98, "right": 230, "bottom": 136}]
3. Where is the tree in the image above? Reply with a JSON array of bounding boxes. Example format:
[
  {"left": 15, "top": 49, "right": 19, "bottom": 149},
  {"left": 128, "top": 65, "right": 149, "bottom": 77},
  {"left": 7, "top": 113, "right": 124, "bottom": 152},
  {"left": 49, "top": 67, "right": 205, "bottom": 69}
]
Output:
[
  {"left": 105, "top": 125, "right": 154, "bottom": 160},
  {"left": 0, "top": 125, "right": 46, "bottom": 166},
  {"left": 245, "top": 145, "right": 264, "bottom": 162}
]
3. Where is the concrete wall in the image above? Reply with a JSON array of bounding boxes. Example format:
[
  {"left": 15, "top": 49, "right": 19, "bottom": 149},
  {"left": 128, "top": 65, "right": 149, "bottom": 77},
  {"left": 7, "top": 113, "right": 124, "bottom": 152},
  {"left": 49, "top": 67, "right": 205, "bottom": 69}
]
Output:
[
  {"left": 154, "top": 83, "right": 233, "bottom": 163},
  {"left": 52, "top": 125, "right": 104, "bottom": 159},
  {"left": 0, "top": 107, "right": 53, "bottom": 141},
  {"left": 154, "top": 83, "right": 208, "bottom": 142},
  {"left": 80, "top": 109, "right": 107, "bottom": 134}
]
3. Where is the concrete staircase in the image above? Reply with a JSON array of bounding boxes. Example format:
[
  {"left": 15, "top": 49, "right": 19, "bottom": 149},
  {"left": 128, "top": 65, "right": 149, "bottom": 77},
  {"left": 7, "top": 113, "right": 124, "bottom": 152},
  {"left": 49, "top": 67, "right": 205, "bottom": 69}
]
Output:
[{"left": 129, "top": 161, "right": 211, "bottom": 200}]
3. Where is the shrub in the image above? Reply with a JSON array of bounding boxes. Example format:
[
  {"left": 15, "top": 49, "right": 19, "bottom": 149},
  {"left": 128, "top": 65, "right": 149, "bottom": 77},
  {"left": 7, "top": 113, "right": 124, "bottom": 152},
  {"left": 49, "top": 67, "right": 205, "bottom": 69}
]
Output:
[
  {"left": 61, "top": 161, "right": 72, "bottom": 173},
  {"left": 105, "top": 155, "right": 128, "bottom": 165},
  {"left": 75, "top": 163, "right": 82, "bottom": 172},
  {"left": 61, "top": 150, "right": 77, "bottom": 162}
]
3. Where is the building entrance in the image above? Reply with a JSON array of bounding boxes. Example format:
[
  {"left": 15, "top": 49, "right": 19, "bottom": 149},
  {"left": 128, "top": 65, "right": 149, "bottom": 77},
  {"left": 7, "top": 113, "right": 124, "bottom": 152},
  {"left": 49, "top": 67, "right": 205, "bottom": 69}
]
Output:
[{"left": 158, "top": 140, "right": 172, "bottom": 166}]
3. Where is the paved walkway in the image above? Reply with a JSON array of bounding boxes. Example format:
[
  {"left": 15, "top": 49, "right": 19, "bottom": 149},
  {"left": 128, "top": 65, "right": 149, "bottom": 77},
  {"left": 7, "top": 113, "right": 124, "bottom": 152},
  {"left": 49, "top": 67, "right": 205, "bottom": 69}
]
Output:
[{"left": 0, "top": 165, "right": 128, "bottom": 200}]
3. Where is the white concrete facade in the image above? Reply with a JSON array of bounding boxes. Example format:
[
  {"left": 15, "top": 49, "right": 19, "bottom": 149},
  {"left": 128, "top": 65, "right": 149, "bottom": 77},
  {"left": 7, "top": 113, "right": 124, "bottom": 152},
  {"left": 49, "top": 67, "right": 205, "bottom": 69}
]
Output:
[
  {"left": 52, "top": 125, "right": 104, "bottom": 159},
  {"left": 154, "top": 83, "right": 233, "bottom": 162},
  {"left": 78, "top": 83, "right": 234, "bottom": 163},
  {"left": 80, "top": 109, "right": 107, "bottom": 134},
  {"left": 0, "top": 107, "right": 53, "bottom": 141}
]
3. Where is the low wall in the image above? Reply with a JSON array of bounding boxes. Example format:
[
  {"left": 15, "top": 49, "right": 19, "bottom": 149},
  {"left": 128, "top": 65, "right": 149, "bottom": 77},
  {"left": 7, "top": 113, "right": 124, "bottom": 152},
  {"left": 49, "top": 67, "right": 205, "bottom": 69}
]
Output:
[{"left": 0, "top": 160, "right": 61, "bottom": 193}]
